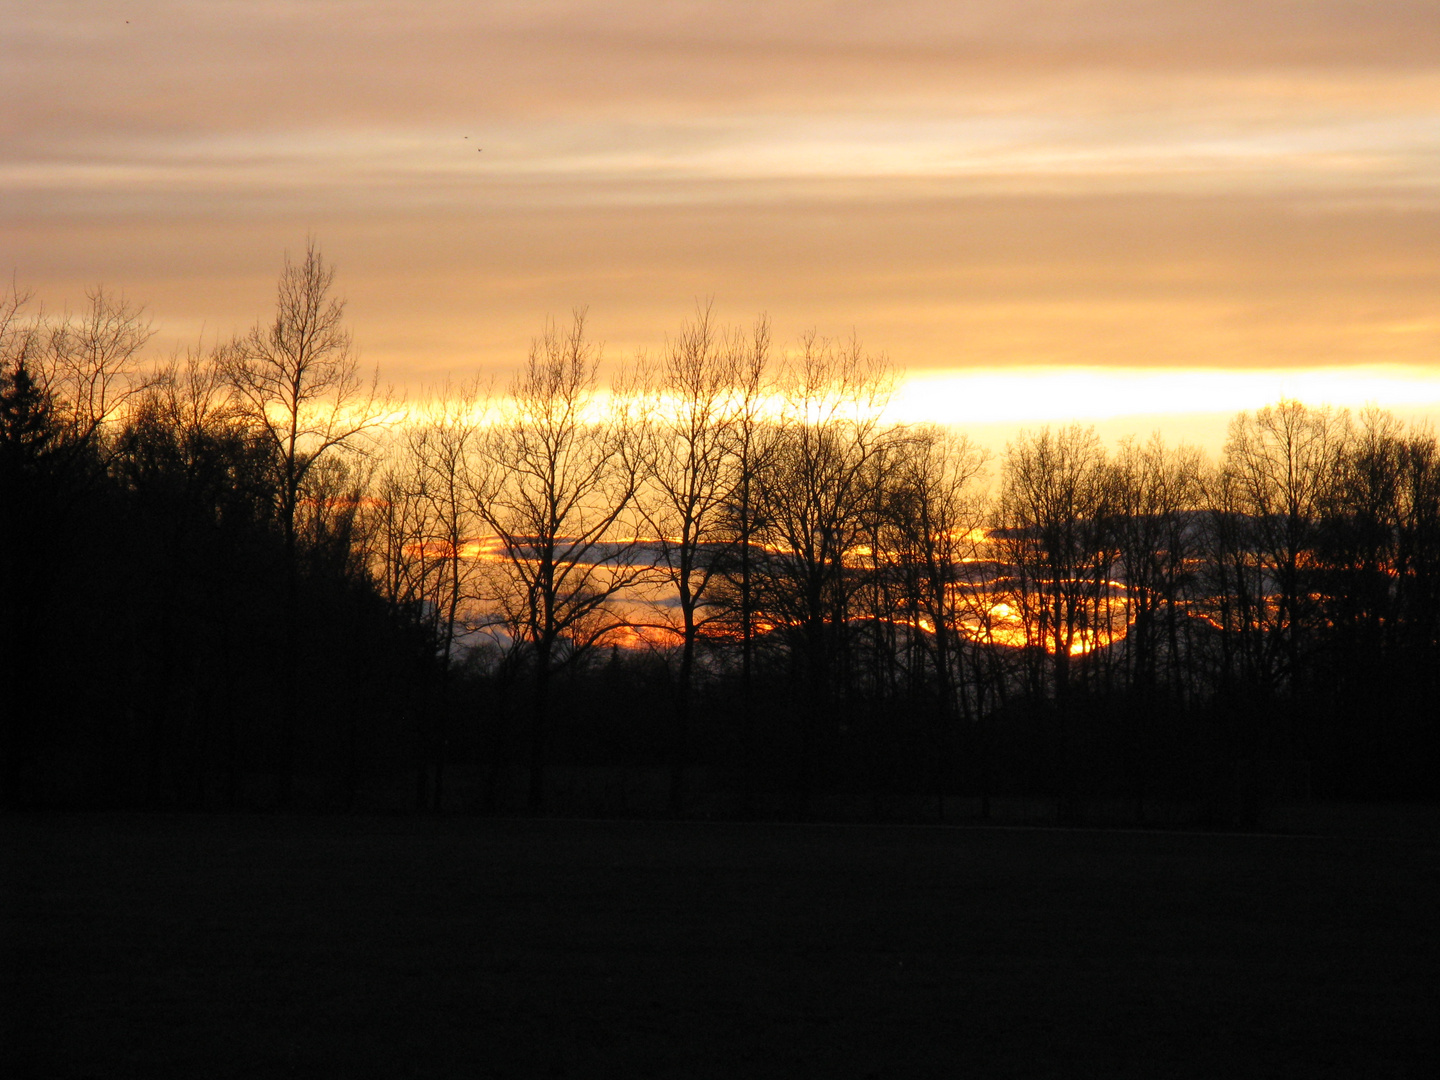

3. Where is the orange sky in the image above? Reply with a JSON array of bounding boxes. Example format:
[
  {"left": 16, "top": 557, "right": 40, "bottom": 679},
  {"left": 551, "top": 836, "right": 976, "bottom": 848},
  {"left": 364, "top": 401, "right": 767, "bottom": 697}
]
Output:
[{"left": 5, "top": 1, "right": 1439, "bottom": 449}]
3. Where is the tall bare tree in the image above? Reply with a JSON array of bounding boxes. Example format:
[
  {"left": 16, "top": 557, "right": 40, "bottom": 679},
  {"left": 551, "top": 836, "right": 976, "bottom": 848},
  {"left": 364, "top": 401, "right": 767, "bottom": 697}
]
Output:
[
  {"left": 1220, "top": 399, "right": 1346, "bottom": 696},
  {"left": 750, "top": 333, "right": 895, "bottom": 807},
  {"left": 997, "top": 424, "right": 1110, "bottom": 819},
  {"left": 635, "top": 304, "right": 752, "bottom": 814},
  {"left": 225, "top": 240, "right": 380, "bottom": 563},
  {"left": 223, "top": 240, "right": 381, "bottom": 804},
  {"left": 1111, "top": 434, "right": 1205, "bottom": 701},
  {"left": 716, "top": 316, "right": 773, "bottom": 794},
  {"left": 883, "top": 428, "right": 989, "bottom": 713},
  {"left": 879, "top": 425, "right": 989, "bottom": 810},
  {"left": 998, "top": 424, "right": 1111, "bottom": 703},
  {"left": 1395, "top": 425, "right": 1440, "bottom": 710},
  {"left": 1106, "top": 433, "right": 1206, "bottom": 819},
  {"left": 472, "top": 312, "right": 644, "bottom": 812},
  {"left": 390, "top": 381, "right": 483, "bottom": 808}
]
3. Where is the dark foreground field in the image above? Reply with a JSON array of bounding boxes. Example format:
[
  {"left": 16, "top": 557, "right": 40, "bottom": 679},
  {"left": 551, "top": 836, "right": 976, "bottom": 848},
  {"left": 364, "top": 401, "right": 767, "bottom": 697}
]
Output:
[{"left": 5, "top": 814, "right": 1437, "bottom": 1078}]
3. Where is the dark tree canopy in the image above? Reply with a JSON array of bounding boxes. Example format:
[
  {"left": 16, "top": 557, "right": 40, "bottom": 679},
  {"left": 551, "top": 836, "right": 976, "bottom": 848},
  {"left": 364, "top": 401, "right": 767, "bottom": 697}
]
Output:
[{"left": 4, "top": 267, "right": 1436, "bottom": 817}]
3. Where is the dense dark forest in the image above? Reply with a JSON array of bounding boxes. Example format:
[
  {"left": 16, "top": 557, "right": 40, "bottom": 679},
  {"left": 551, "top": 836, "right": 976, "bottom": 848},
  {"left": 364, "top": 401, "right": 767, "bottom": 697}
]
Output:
[{"left": 4, "top": 249, "right": 1437, "bottom": 820}]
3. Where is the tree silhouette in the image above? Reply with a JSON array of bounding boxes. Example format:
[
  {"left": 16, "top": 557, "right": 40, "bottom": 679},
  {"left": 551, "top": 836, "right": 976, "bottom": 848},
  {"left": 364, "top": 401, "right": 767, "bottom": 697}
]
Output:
[
  {"left": 41, "top": 286, "right": 151, "bottom": 453},
  {"left": 1222, "top": 400, "right": 1345, "bottom": 698},
  {"left": 471, "top": 312, "right": 645, "bottom": 811},
  {"left": 878, "top": 425, "right": 989, "bottom": 811},
  {"left": 997, "top": 424, "right": 1111, "bottom": 819},
  {"left": 748, "top": 334, "right": 894, "bottom": 810},
  {"left": 374, "top": 381, "right": 484, "bottom": 808},
  {"left": 223, "top": 240, "right": 382, "bottom": 805},
  {"left": 635, "top": 304, "right": 759, "bottom": 815}
]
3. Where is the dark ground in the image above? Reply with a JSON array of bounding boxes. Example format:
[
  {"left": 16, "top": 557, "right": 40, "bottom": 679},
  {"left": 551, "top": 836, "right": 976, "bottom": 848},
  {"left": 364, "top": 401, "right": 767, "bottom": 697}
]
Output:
[{"left": 4, "top": 812, "right": 1437, "bottom": 1078}]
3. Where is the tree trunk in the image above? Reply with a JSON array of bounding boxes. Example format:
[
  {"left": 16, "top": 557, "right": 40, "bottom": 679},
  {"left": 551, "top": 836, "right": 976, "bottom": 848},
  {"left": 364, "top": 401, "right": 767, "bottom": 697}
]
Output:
[{"left": 529, "top": 638, "right": 551, "bottom": 813}]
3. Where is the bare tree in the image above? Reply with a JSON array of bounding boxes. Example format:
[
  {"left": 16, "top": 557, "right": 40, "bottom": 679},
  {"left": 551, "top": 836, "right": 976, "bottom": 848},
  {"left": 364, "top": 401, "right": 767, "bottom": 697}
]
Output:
[
  {"left": 879, "top": 425, "right": 989, "bottom": 810},
  {"left": 222, "top": 240, "right": 382, "bottom": 804},
  {"left": 715, "top": 315, "right": 773, "bottom": 797},
  {"left": 997, "top": 424, "right": 1110, "bottom": 819},
  {"left": 1202, "top": 458, "right": 1269, "bottom": 695},
  {"left": 1221, "top": 399, "right": 1346, "bottom": 696},
  {"left": 635, "top": 303, "right": 750, "bottom": 815},
  {"left": 1, "top": 281, "right": 50, "bottom": 467},
  {"left": 371, "top": 443, "right": 449, "bottom": 805},
  {"left": 1111, "top": 434, "right": 1206, "bottom": 701},
  {"left": 1313, "top": 408, "right": 1406, "bottom": 657},
  {"left": 122, "top": 342, "right": 269, "bottom": 808},
  {"left": 43, "top": 286, "right": 152, "bottom": 452},
  {"left": 138, "top": 344, "right": 235, "bottom": 445},
  {"left": 749, "top": 333, "right": 895, "bottom": 808},
  {"left": 2, "top": 282, "right": 151, "bottom": 474},
  {"left": 1395, "top": 425, "right": 1440, "bottom": 710},
  {"left": 1, "top": 283, "right": 56, "bottom": 807},
  {"left": 471, "top": 312, "right": 645, "bottom": 812},
  {"left": 1, "top": 281, "right": 39, "bottom": 372},
  {"left": 225, "top": 240, "right": 380, "bottom": 561},
  {"left": 3, "top": 282, "right": 156, "bottom": 805},
  {"left": 391, "top": 381, "right": 484, "bottom": 808},
  {"left": 372, "top": 448, "right": 440, "bottom": 617},
  {"left": 1107, "top": 433, "right": 1206, "bottom": 819},
  {"left": 997, "top": 424, "right": 1111, "bottom": 703}
]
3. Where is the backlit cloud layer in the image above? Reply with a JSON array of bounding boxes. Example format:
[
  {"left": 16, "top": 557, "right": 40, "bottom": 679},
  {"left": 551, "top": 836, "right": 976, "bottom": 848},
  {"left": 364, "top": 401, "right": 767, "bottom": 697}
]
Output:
[{"left": 5, "top": 1, "right": 1437, "bottom": 433}]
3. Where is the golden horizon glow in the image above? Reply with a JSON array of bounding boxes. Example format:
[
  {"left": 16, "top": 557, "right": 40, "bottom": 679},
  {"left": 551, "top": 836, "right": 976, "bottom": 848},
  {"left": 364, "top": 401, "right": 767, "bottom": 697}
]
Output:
[
  {"left": 366, "top": 365, "right": 1440, "bottom": 467},
  {"left": 890, "top": 365, "right": 1440, "bottom": 427},
  {"left": 7, "top": 3, "right": 1438, "bottom": 440}
]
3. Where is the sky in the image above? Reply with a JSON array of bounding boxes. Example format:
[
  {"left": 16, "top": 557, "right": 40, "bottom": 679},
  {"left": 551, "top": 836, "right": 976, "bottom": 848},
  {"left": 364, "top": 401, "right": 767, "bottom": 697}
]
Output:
[{"left": 5, "top": 0, "right": 1439, "bottom": 452}]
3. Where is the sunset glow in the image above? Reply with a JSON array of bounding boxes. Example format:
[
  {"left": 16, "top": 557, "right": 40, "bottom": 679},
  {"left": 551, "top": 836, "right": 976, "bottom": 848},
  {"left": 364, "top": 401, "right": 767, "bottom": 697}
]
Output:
[
  {"left": 4, "top": 1, "right": 1436, "bottom": 428},
  {"left": 9, "top": 9, "right": 1440, "bottom": 666},
  {"left": 889, "top": 366, "right": 1440, "bottom": 427}
]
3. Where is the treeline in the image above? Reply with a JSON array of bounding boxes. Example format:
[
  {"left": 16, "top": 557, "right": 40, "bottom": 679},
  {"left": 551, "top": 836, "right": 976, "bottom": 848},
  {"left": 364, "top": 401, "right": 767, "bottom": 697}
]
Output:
[
  {"left": 2, "top": 255, "right": 429, "bottom": 811},
  {"left": 3, "top": 248, "right": 1436, "bottom": 818}
]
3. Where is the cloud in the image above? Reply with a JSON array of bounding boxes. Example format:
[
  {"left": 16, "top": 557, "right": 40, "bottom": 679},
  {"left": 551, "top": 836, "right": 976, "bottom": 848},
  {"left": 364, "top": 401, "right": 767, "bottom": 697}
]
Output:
[
  {"left": 2, "top": 1, "right": 1437, "bottom": 399},
  {"left": 8, "top": 2, "right": 1439, "bottom": 140}
]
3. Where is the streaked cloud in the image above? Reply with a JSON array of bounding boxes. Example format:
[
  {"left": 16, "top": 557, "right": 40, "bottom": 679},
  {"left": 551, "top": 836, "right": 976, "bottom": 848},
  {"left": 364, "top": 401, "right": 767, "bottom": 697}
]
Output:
[{"left": 3, "top": 1, "right": 1437, "bottom": 410}]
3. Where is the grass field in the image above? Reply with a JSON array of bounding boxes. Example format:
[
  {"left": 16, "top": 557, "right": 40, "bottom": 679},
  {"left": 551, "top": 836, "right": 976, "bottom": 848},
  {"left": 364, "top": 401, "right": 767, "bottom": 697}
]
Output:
[{"left": 5, "top": 813, "right": 1437, "bottom": 1078}]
